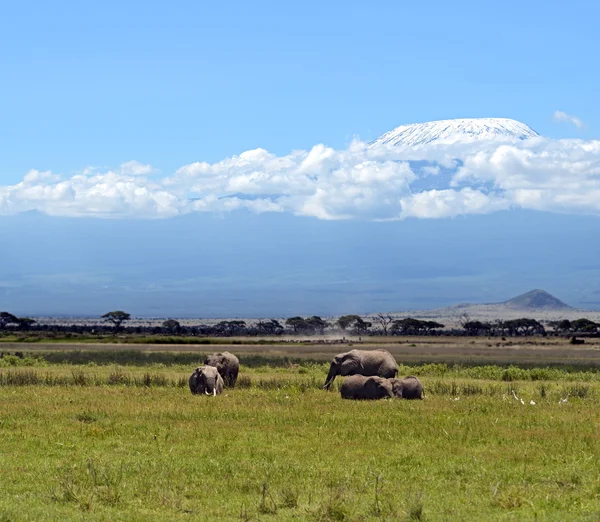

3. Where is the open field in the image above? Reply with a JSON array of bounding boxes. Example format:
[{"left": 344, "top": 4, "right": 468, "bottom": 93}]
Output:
[
  {"left": 3, "top": 335, "right": 600, "bottom": 368},
  {"left": 2, "top": 341, "right": 600, "bottom": 520}
]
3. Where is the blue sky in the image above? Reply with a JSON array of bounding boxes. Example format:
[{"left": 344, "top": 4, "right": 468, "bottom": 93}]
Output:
[
  {"left": 2, "top": 0, "right": 600, "bottom": 316},
  {"left": 1, "top": 0, "right": 597, "bottom": 183}
]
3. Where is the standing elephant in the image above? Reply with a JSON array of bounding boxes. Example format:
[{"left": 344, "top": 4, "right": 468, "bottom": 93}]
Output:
[
  {"left": 340, "top": 375, "right": 394, "bottom": 400},
  {"left": 324, "top": 349, "right": 398, "bottom": 390},
  {"left": 204, "top": 352, "right": 240, "bottom": 388},
  {"left": 390, "top": 376, "right": 424, "bottom": 399},
  {"left": 189, "top": 366, "right": 224, "bottom": 396}
]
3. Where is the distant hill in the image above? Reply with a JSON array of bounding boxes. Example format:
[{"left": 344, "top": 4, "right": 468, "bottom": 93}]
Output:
[
  {"left": 392, "top": 289, "right": 585, "bottom": 326},
  {"left": 502, "top": 289, "right": 573, "bottom": 311}
]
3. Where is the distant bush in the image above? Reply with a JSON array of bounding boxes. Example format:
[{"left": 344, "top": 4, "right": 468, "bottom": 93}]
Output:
[{"left": 0, "top": 355, "right": 46, "bottom": 368}]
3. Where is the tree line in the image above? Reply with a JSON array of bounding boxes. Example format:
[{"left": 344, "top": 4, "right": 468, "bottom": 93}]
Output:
[{"left": 1, "top": 310, "right": 599, "bottom": 337}]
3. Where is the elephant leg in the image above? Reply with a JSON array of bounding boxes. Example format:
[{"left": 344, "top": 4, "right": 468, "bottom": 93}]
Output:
[{"left": 230, "top": 368, "right": 239, "bottom": 387}]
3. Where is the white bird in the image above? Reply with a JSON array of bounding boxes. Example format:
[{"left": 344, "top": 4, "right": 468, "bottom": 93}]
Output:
[
  {"left": 530, "top": 400, "right": 536, "bottom": 405},
  {"left": 511, "top": 390, "right": 525, "bottom": 405},
  {"left": 559, "top": 395, "right": 569, "bottom": 404}
]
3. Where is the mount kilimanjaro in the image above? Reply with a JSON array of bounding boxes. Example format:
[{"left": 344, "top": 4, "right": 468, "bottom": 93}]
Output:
[{"left": 370, "top": 117, "right": 539, "bottom": 147}]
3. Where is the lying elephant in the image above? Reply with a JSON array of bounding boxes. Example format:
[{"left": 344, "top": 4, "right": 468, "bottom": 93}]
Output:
[
  {"left": 204, "top": 351, "right": 240, "bottom": 388},
  {"left": 390, "top": 376, "right": 424, "bottom": 400},
  {"left": 340, "top": 375, "right": 394, "bottom": 400},
  {"left": 189, "top": 366, "right": 224, "bottom": 396},
  {"left": 324, "top": 349, "right": 398, "bottom": 390}
]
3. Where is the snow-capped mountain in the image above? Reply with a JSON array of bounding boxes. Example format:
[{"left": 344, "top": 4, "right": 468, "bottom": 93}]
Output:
[{"left": 371, "top": 117, "right": 539, "bottom": 147}]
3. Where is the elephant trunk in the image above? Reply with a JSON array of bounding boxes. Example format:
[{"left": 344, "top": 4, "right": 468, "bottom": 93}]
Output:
[
  {"left": 204, "top": 376, "right": 217, "bottom": 396},
  {"left": 323, "top": 363, "right": 338, "bottom": 390}
]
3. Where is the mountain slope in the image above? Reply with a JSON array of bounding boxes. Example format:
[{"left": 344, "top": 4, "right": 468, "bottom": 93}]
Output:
[
  {"left": 503, "top": 289, "right": 572, "bottom": 311},
  {"left": 403, "top": 289, "right": 581, "bottom": 325},
  {"left": 371, "top": 117, "right": 539, "bottom": 147}
]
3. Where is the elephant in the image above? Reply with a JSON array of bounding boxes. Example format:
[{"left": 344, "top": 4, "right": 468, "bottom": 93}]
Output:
[
  {"left": 390, "top": 376, "right": 424, "bottom": 400},
  {"left": 340, "top": 375, "right": 394, "bottom": 400},
  {"left": 323, "top": 349, "right": 398, "bottom": 390},
  {"left": 203, "top": 351, "right": 240, "bottom": 387},
  {"left": 189, "top": 366, "right": 224, "bottom": 396}
]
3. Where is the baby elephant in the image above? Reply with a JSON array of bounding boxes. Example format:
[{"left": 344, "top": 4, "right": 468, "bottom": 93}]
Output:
[
  {"left": 390, "top": 376, "right": 424, "bottom": 400},
  {"left": 189, "top": 366, "right": 224, "bottom": 396},
  {"left": 340, "top": 375, "right": 394, "bottom": 400}
]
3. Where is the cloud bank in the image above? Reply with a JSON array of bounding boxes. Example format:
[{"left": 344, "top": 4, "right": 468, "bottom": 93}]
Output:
[
  {"left": 553, "top": 110, "right": 584, "bottom": 129},
  {"left": 2, "top": 136, "right": 600, "bottom": 220}
]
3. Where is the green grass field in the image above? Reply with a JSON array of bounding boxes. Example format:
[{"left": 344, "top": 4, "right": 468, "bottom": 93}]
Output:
[{"left": 2, "top": 345, "right": 600, "bottom": 520}]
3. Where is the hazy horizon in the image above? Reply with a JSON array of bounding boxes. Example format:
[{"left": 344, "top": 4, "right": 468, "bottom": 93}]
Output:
[{"left": 3, "top": 209, "right": 600, "bottom": 318}]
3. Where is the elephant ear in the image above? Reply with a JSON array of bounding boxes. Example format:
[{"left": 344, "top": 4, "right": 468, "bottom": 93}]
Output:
[
  {"left": 342, "top": 352, "right": 361, "bottom": 369},
  {"left": 346, "top": 352, "right": 363, "bottom": 370},
  {"left": 391, "top": 379, "right": 403, "bottom": 397}
]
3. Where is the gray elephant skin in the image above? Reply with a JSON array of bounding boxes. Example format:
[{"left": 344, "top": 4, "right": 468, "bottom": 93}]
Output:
[
  {"left": 390, "top": 376, "right": 424, "bottom": 399},
  {"left": 340, "top": 375, "right": 394, "bottom": 400},
  {"left": 204, "top": 351, "right": 240, "bottom": 387},
  {"left": 324, "top": 349, "right": 398, "bottom": 390},
  {"left": 189, "top": 366, "right": 224, "bottom": 396}
]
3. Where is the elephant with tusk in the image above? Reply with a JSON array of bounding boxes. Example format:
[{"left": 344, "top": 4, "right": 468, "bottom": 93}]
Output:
[
  {"left": 340, "top": 375, "right": 394, "bottom": 400},
  {"left": 189, "top": 366, "right": 224, "bottom": 396},
  {"left": 390, "top": 376, "right": 424, "bottom": 400},
  {"left": 323, "top": 349, "right": 398, "bottom": 390},
  {"left": 203, "top": 351, "right": 240, "bottom": 388}
]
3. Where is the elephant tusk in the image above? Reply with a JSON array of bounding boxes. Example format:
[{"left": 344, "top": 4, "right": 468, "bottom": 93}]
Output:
[
  {"left": 205, "top": 390, "right": 210, "bottom": 396},
  {"left": 213, "top": 388, "right": 217, "bottom": 396}
]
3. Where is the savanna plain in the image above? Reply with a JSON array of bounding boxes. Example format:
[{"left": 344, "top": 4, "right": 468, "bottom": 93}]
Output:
[{"left": 2, "top": 337, "right": 600, "bottom": 521}]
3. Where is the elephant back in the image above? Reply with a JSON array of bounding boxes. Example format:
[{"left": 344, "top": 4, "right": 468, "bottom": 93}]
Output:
[
  {"left": 360, "top": 349, "right": 398, "bottom": 378},
  {"left": 204, "top": 351, "right": 239, "bottom": 370},
  {"left": 340, "top": 375, "right": 393, "bottom": 400},
  {"left": 393, "top": 375, "right": 424, "bottom": 399},
  {"left": 204, "top": 351, "right": 240, "bottom": 387}
]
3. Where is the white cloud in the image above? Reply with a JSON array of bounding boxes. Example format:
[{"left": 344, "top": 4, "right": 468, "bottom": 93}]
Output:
[
  {"left": 119, "top": 160, "right": 156, "bottom": 176},
  {"left": 400, "top": 188, "right": 510, "bottom": 219},
  {"left": 0, "top": 163, "right": 179, "bottom": 218},
  {"left": 3, "top": 136, "right": 600, "bottom": 220},
  {"left": 553, "top": 110, "right": 584, "bottom": 129}
]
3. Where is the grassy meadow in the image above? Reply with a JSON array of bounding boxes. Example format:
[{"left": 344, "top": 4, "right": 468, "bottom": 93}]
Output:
[{"left": 2, "top": 340, "right": 600, "bottom": 520}]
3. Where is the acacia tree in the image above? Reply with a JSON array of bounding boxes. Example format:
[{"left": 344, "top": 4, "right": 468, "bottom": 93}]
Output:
[
  {"left": 457, "top": 312, "right": 471, "bottom": 329},
  {"left": 391, "top": 318, "right": 421, "bottom": 335},
  {"left": 256, "top": 319, "right": 284, "bottom": 335},
  {"left": 162, "top": 319, "right": 182, "bottom": 334},
  {"left": 375, "top": 314, "right": 394, "bottom": 336},
  {"left": 337, "top": 315, "right": 361, "bottom": 331},
  {"left": 101, "top": 311, "right": 131, "bottom": 331},
  {"left": 215, "top": 320, "right": 246, "bottom": 335},
  {"left": 423, "top": 321, "right": 445, "bottom": 334},
  {"left": 0, "top": 312, "right": 18, "bottom": 329},
  {"left": 571, "top": 318, "right": 599, "bottom": 333},
  {"left": 353, "top": 318, "right": 372, "bottom": 336},
  {"left": 337, "top": 315, "right": 371, "bottom": 335},
  {"left": 548, "top": 319, "right": 572, "bottom": 333},
  {"left": 284, "top": 316, "right": 329, "bottom": 335},
  {"left": 498, "top": 318, "right": 545, "bottom": 336},
  {"left": 16, "top": 317, "right": 36, "bottom": 330},
  {"left": 285, "top": 317, "right": 307, "bottom": 333},
  {"left": 462, "top": 321, "right": 493, "bottom": 336},
  {"left": 391, "top": 318, "right": 445, "bottom": 335}
]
